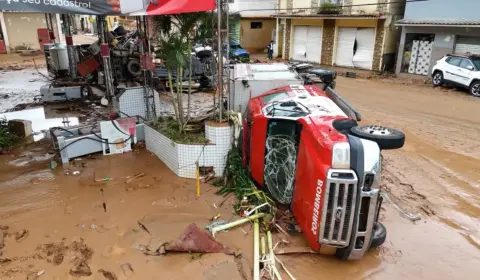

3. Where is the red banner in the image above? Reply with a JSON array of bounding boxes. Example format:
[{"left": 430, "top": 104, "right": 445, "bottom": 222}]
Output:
[{"left": 147, "top": 0, "right": 216, "bottom": 15}]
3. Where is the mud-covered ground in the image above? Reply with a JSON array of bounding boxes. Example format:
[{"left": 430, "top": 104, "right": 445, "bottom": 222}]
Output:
[{"left": 0, "top": 72, "right": 479, "bottom": 280}]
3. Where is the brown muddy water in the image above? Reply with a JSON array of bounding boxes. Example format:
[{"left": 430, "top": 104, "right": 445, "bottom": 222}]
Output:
[{"left": 0, "top": 77, "right": 479, "bottom": 279}]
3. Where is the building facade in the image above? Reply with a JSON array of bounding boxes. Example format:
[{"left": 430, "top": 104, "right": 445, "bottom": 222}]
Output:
[
  {"left": 395, "top": 0, "right": 480, "bottom": 76},
  {"left": 0, "top": 12, "right": 63, "bottom": 53},
  {"left": 274, "top": 0, "right": 406, "bottom": 71},
  {"left": 229, "top": 0, "right": 277, "bottom": 53}
]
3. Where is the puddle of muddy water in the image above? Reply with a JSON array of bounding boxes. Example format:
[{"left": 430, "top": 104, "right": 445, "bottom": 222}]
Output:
[
  {"left": 0, "top": 107, "right": 79, "bottom": 141},
  {"left": 0, "top": 69, "right": 49, "bottom": 112}
]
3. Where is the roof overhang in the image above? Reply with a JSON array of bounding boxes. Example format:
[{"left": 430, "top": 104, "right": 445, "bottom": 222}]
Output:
[
  {"left": 395, "top": 23, "right": 480, "bottom": 27},
  {"left": 395, "top": 19, "right": 480, "bottom": 28}
]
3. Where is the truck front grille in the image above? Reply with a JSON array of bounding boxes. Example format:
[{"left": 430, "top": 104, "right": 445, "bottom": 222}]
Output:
[{"left": 319, "top": 170, "right": 358, "bottom": 247}]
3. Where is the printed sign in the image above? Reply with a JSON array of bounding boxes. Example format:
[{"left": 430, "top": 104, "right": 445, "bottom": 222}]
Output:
[{"left": 0, "top": 0, "right": 215, "bottom": 15}]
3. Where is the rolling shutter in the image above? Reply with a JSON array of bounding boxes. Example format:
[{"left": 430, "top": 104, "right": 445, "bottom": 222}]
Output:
[
  {"left": 455, "top": 36, "right": 480, "bottom": 55},
  {"left": 335, "top": 28, "right": 356, "bottom": 67},
  {"left": 292, "top": 26, "right": 323, "bottom": 63}
]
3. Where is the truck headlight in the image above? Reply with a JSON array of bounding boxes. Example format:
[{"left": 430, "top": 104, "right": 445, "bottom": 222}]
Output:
[{"left": 332, "top": 142, "right": 350, "bottom": 169}]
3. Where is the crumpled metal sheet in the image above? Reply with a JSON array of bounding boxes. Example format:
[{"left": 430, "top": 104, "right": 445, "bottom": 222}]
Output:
[{"left": 165, "top": 223, "right": 232, "bottom": 255}]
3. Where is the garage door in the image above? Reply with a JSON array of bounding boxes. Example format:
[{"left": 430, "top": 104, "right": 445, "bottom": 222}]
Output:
[
  {"left": 292, "top": 26, "right": 323, "bottom": 63},
  {"left": 455, "top": 36, "right": 480, "bottom": 54},
  {"left": 335, "top": 28, "right": 356, "bottom": 67},
  {"left": 335, "top": 27, "right": 375, "bottom": 70},
  {"left": 352, "top": 28, "right": 375, "bottom": 69}
]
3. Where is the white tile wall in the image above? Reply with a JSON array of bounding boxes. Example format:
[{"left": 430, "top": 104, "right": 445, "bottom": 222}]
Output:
[
  {"left": 118, "top": 87, "right": 162, "bottom": 119},
  {"left": 145, "top": 125, "right": 179, "bottom": 174},
  {"left": 145, "top": 123, "right": 233, "bottom": 179}
]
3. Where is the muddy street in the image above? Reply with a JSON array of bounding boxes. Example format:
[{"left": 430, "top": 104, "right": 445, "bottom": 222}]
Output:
[{"left": 0, "top": 76, "right": 479, "bottom": 280}]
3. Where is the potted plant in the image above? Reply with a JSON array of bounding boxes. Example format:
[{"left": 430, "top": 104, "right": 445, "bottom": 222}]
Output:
[{"left": 318, "top": 2, "right": 342, "bottom": 14}]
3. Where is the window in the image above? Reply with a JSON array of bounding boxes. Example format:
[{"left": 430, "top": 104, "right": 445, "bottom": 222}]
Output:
[
  {"left": 459, "top": 59, "right": 474, "bottom": 70},
  {"left": 471, "top": 57, "right": 480, "bottom": 70},
  {"left": 446, "top": 56, "right": 462, "bottom": 67},
  {"left": 251, "top": 22, "right": 263, "bottom": 29},
  {"left": 262, "top": 92, "right": 289, "bottom": 104},
  {"left": 266, "top": 102, "right": 308, "bottom": 118}
]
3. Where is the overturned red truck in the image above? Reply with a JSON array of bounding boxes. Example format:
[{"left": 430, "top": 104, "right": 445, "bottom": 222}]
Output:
[{"left": 239, "top": 82, "right": 405, "bottom": 260}]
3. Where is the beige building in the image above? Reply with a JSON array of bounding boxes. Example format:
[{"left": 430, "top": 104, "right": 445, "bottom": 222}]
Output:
[
  {"left": 0, "top": 12, "right": 63, "bottom": 53},
  {"left": 274, "top": 0, "right": 406, "bottom": 71},
  {"left": 229, "top": 0, "right": 277, "bottom": 53}
]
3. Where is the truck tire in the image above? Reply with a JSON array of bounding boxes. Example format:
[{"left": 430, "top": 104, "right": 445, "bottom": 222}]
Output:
[
  {"left": 370, "top": 222, "right": 387, "bottom": 248},
  {"left": 350, "top": 125, "right": 405, "bottom": 150}
]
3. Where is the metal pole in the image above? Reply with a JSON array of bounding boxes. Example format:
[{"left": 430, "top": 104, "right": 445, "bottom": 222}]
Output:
[
  {"left": 225, "top": 0, "right": 230, "bottom": 111},
  {"left": 217, "top": 0, "right": 223, "bottom": 121},
  {"left": 97, "top": 16, "right": 116, "bottom": 108},
  {"left": 63, "top": 14, "right": 76, "bottom": 81}
]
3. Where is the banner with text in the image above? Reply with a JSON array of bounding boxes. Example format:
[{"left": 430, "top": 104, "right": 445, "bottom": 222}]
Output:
[{"left": 0, "top": 0, "right": 216, "bottom": 15}]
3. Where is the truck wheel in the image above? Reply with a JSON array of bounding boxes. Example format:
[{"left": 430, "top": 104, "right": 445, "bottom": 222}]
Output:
[
  {"left": 350, "top": 125, "right": 405, "bottom": 150},
  {"left": 370, "top": 222, "right": 387, "bottom": 248}
]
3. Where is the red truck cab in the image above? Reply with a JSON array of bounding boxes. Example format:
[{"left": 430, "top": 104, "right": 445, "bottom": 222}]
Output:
[{"left": 241, "top": 84, "right": 404, "bottom": 260}]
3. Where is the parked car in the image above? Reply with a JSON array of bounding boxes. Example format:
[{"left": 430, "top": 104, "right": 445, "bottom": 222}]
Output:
[
  {"left": 229, "top": 42, "right": 250, "bottom": 63},
  {"left": 431, "top": 54, "right": 480, "bottom": 96}
]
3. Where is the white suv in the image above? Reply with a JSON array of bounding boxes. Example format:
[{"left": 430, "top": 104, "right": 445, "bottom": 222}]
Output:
[{"left": 431, "top": 54, "right": 480, "bottom": 97}]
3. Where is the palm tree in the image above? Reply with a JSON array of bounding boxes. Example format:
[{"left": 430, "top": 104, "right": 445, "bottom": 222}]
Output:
[{"left": 153, "top": 13, "right": 213, "bottom": 133}]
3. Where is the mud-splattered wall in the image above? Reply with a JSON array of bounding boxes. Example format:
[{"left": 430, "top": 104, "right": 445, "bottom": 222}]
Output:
[{"left": 3, "top": 13, "right": 47, "bottom": 50}]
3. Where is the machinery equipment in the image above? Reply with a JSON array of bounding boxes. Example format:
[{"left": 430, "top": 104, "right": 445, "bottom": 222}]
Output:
[{"left": 40, "top": 85, "right": 83, "bottom": 102}]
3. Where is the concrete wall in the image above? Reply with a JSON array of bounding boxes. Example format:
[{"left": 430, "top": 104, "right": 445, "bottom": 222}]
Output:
[
  {"left": 3, "top": 12, "right": 47, "bottom": 50},
  {"left": 404, "top": 0, "right": 480, "bottom": 20},
  {"left": 395, "top": 26, "right": 480, "bottom": 75},
  {"left": 351, "top": 0, "right": 380, "bottom": 14},
  {"left": 230, "top": 0, "right": 276, "bottom": 17},
  {"left": 292, "top": 0, "right": 312, "bottom": 11},
  {"left": 240, "top": 18, "right": 276, "bottom": 53}
]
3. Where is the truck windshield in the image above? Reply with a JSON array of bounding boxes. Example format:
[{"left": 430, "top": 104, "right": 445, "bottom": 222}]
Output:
[
  {"left": 264, "top": 119, "right": 302, "bottom": 204},
  {"left": 266, "top": 102, "right": 308, "bottom": 118}
]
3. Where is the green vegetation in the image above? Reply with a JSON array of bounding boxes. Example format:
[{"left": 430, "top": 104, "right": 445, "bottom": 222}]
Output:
[
  {"left": 0, "top": 119, "right": 18, "bottom": 150},
  {"left": 152, "top": 117, "right": 208, "bottom": 144},
  {"left": 214, "top": 148, "right": 275, "bottom": 214}
]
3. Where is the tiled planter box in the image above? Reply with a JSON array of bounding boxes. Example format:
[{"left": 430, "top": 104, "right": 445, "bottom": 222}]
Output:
[{"left": 145, "top": 121, "right": 232, "bottom": 179}]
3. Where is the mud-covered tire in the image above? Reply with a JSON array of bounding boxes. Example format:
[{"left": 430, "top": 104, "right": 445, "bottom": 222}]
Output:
[
  {"left": 350, "top": 125, "right": 405, "bottom": 150},
  {"left": 370, "top": 222, "right": 387, "bottom": 248},
  {"left": 432, "top": 71, "right": 444, "bottom": 87},
  {"left": 469, "top": 81, "right": 480, "bottom": 97},
  {"left": 127, "top": 59, "right": 142, "bottom": 77}
]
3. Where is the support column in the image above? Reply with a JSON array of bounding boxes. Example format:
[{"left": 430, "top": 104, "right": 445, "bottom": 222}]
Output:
[
  {"left": 0, "top": 12, "right": 10, "bottom": 52},
  {"left": 274, "top": 18, "right": 280, "bottom": 58},
  {"left": 97, "top": 15, "right": 116, "bottom": 108},
  {"left": 63, "top": 14, "right": 77, "bottom": 80}
]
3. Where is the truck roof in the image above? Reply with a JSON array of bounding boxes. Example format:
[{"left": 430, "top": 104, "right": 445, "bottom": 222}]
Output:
[{"left": 256, "top": 85, "right": 348, "bottom": 120}]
